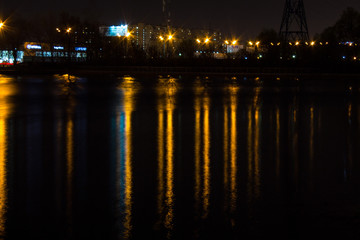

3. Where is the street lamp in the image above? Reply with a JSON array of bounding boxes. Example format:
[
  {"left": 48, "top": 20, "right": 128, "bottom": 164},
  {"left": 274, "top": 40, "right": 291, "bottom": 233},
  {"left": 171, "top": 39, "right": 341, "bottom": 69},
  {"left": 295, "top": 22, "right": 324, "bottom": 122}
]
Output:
[
  {"left": 159, "top": 33, "right": 175, "bottom": 58},
  {"left": 124, "top": 31, "right": 132, "bottom": 57},
  {"left": 65, "top": 27, "right": 72, "bottom": 62},
  {"left": 159, "top": 35, "right": 166, "bottom": 57}
]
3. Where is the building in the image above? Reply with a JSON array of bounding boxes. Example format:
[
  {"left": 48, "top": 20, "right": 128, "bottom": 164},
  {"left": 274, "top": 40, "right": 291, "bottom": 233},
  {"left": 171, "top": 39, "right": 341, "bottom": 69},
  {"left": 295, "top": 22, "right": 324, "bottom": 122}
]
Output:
[{"left": 22, "top": 42, "right": 87, "bottom": 62}]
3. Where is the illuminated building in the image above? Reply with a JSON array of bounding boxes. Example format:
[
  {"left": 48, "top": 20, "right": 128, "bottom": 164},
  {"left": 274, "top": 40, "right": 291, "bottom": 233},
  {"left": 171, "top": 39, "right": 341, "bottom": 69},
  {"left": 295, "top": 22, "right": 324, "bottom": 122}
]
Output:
[
  {"left": 99, "top": 25, "right": 128, "bottom": 37},
  {"left": 0, "top": 50, "right": 23, "bottom": 65},
  {"left": 73, "top": 27, "right": 98, "bottom": 45},
  {"left": 129, "top": 23, "right": 162, "bottom": 51},
  {"left": 98, "top": 22, "right": 224, "bottom": 58},
  {"left": 22, "top": 42, "right": 87, "bottom": 62},
  {"left": 226, "top": 44, "right": 244, "bottom": 54}
]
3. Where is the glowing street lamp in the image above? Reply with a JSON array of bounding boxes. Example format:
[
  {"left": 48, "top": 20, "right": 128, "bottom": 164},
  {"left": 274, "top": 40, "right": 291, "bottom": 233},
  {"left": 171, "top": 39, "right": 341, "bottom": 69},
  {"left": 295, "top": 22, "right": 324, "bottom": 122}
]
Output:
[
  {"left": 168, "top": 34, "right": 173, "bottom": 40},
  {"left": 248, "top": 41, "right": 253, "bottom": 46},
  {"left": 232, "top": 40, "right": 237, "bottom": 45},
  {"left": 159, "top": 36, "right": 164, "bottom": 41},
  {"left": 124, "top": 31, "right": 132, "bottom": 57},
  {"left": 225, "top": 40, "right": 229, "bottom": 45},
  {"left": 255, "top": 41, "right": 260, "bottom": 46},
  {"left": 196, "top": 39, "right": 201, "bottom": 44},
  {"left": 310, "top": 41, "right": 315, "bottom": 46},
  {"left": 0, "top": 22, "right": 4, "bottom": 29},
  {"left": 65, "top": 28, "right": 72, "bottom": 62},
  {"left": 204, "top": 38, "right": 210, "bottom": 44}
]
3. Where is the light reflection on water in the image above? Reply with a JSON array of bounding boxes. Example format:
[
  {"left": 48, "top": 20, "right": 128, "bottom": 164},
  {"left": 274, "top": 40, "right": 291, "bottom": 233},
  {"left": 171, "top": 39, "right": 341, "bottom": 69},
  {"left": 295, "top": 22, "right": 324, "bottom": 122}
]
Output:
[
  {"left": 0, "top": 74, "right": 358, "bottom": 239},
  {"left": 156, "top": 76, "right": 177, "bottom": 238},
  {"left": 0, "top": 76, "right": 14, "bottom": 238},
  {"left": 116, "top": 76, "right": 138, "bottom": 239}
]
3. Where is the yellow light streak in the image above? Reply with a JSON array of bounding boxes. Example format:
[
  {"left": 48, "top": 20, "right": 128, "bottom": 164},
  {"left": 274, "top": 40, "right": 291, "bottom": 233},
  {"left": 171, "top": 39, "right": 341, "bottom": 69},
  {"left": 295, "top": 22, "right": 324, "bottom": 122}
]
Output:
[
  {"left": 230, "top": 87, "right": 237, "bottom": 212},
  {"left": 202, "top": 95, "right": 210, "bottom": 218}
]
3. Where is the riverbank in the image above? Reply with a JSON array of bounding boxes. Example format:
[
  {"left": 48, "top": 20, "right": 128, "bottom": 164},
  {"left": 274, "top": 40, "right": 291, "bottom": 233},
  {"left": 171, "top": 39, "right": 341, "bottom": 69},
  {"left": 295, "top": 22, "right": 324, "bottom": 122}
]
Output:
[{"left": 1, "top": 63, "right": 360, "bottom": 79}]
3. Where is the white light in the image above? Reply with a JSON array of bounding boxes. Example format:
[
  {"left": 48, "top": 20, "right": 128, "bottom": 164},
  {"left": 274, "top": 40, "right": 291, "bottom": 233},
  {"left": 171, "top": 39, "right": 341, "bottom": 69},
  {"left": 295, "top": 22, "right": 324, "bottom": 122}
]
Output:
[
  {"left": 27, "top": 45, "right": 42, "bottom": 50},
  {"left": 54, "top": 46, "right": 64, "bottom": 50}
]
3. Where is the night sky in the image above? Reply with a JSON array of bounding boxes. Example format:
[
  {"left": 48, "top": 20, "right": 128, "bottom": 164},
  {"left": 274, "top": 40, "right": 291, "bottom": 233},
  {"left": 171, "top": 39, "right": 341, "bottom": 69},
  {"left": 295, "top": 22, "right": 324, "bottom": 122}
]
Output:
[{"left": 2, "top": 0, "right": 360, "bottom": 38}]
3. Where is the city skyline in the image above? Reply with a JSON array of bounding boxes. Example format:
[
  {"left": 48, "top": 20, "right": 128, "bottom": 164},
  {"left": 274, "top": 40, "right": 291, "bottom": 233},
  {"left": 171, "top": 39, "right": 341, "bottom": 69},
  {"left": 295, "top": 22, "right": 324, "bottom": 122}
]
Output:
[{"left": 1, "top": 0, "right": 360, "bottom": 38}]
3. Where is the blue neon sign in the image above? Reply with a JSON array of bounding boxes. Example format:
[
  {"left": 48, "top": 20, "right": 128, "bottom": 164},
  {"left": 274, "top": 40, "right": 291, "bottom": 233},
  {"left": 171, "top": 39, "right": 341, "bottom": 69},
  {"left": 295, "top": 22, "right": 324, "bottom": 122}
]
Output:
[{"left": 75, "top": 47, "right": 87, "bottom": 51}]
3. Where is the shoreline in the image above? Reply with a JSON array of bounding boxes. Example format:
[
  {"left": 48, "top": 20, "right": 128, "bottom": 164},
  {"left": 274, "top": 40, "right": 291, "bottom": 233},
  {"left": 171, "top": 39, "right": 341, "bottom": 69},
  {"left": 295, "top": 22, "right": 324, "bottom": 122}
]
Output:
[{"left": 1, "top": 65, "right": 360, "bottom": 79}]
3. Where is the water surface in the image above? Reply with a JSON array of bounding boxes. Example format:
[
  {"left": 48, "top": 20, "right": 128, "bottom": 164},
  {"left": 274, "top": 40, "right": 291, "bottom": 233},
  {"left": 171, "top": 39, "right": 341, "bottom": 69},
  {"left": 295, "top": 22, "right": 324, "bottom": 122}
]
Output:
[{"left": 0, "top": 74, "right": 359, "bottom": 239}]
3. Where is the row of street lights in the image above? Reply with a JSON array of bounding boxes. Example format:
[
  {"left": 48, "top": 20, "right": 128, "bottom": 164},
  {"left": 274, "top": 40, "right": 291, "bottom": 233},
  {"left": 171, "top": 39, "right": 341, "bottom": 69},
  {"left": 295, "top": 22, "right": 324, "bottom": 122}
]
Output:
[
  {"left": 156, "top": 33, "right": 240, "bottom": 46},
  {"left": 56, "top": 27, "right": 72, "bottom": 34},
  {"left": 246, "top": 41, "right": 348, "bottom": 47}
]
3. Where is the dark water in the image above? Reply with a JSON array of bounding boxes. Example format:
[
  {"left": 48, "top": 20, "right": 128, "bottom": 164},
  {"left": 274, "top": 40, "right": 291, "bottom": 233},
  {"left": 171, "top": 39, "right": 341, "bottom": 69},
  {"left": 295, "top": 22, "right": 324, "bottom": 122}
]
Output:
[{"left": 0, "top": 74, "right": 359, "bottom": 239}]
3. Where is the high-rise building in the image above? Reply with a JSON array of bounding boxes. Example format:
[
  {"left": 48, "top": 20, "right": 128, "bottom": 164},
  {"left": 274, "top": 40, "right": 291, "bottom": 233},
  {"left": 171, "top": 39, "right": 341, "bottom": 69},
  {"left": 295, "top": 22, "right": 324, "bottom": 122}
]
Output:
[{"left": 130, "top": 23, "right": 164, "bottom": 51}]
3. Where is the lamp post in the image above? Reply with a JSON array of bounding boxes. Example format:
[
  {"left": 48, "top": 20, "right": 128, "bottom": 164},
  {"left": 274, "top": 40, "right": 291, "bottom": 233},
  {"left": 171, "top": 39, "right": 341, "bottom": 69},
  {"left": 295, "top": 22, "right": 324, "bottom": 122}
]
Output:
[
  {"left": 66, "top": 28, "right": 72, "bottom": 62},
  {"left": 125, "top": 31, "right": 131, "bottom": 58},
  {"left": 254, "top": 41, "right": 260, "bottom": 58},
  {"left": 224, "top": 39, "right": 238, "bottom": 56},
  {"left": 204, "top": 38, "right": 211, "bottom": 57},
  {"left": 159, "top": 33, "right": 174, "bottom": 58},
  {"left": 167, "top": 34, "right": 174, "bottom": 57},
  {"left": 57, "top": 27, "right": 72, "bottom": 62},
  {"left": 159, "top": 35, "right": 165, "bottom": 57}
]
